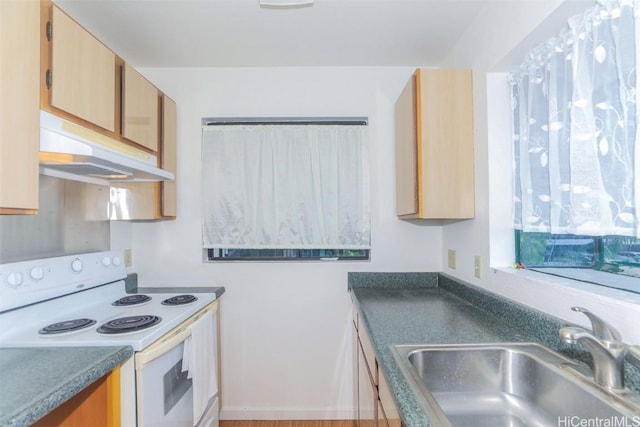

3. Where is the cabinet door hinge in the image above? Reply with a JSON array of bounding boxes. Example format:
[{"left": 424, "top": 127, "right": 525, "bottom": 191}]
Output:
[
  {"left": 46, "top": 21, "right": 52, "bottom": 41},
  {"left": 45, "top": 70, "right": 52, "bottom": 89}
]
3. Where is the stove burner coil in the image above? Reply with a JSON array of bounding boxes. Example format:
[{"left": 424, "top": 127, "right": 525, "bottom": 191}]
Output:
[
  {"left": 39, "top": 318, "right": 97, "bottom": 335},
  {"left": 97, "top": 315, "right": 162, "bottom": 334},
  {"left": 112, "top": 294, "right": 151, "bottom": 306},
  {"left": 161, "top": 294, "right": 198, "bottom": 306}
]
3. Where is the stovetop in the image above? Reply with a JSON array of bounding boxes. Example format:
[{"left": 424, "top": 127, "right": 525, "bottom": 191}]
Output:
[{"left": 0, "top": 251, "right": 216, "bottom": 351}]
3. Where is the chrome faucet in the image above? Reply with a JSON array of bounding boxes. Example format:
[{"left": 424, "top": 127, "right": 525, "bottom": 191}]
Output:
[{"left": 559, "top": 306, "right": 626, "bottom": 390}]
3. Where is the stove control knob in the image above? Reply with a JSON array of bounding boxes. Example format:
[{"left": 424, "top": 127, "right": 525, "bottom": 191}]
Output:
[
  {"left": 30, "top": 266, "right": 45, "bottom": 281},
  {"left": 101, "top": 256, "right": 112, "bottom": 267},
  {"left": 112, "top": 256, "right": 122, "bottom": 267},
  {"left": 71, "top": 258, "right": 83, "bottom": 273},
  {"left": 7, "top": 272, "right": 23, "bottom": 288}
]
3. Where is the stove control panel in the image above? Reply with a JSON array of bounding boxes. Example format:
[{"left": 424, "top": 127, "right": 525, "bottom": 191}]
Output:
[{"left": 0, "top": 251, "right": 126, "bottom": 313}]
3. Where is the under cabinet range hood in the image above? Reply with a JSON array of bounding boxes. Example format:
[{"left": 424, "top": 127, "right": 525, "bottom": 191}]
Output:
[{"left": 39, "top": 110, "right": 174, "bottom": 186}]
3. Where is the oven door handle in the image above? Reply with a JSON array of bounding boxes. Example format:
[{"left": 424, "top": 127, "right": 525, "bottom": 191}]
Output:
[{"left": 135, "top": 300, "right": 218, "bottom": 369}]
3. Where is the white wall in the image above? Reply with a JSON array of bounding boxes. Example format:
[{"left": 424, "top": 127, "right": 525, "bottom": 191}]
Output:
[{"left": 111, "top": 67, "right": 443, "bottom": 419}]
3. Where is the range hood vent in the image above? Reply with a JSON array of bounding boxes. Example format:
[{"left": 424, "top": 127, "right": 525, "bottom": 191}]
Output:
[{"left": 39, "top": 110, "right": 174, "bottom": 186}]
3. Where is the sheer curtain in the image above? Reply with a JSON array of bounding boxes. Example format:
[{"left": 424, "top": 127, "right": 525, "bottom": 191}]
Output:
[
  {"left": 201, "top": 124, "right": 370, "bottom": 249},
  {"left": 511, "top": 0, "right": 638, "bottom": 237}
]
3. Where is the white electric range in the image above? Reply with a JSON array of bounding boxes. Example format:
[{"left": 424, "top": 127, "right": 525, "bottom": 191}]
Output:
[{"left": 0, "top": 251, "right": 220, "bottom": 427}]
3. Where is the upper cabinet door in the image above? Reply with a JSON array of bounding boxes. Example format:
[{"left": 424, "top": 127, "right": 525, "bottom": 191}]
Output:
[
  {"left": 50, "top": 6, "right": 116, "bottom": 133},
  {"left": 0, "top": 0, "right": 40, "bottom": 213},
  {"left": 395, "top": 68, "right": 475, "bottom": 220},
  {"left": 122, "top": 64, "right": 159, "bottom": 151}
]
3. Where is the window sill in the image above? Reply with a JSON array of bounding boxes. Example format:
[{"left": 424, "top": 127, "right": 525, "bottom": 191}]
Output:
[
  {"left": 493, "top": 267, "right": 640, "bottom": 306},
  {"left": 529, "top": 267, "right": 639, "bottom": 295}
]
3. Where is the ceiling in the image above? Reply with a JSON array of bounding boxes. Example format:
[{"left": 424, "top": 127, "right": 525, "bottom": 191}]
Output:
[{"left": 54, "top": 0, "right": 590, "bottom": 68}]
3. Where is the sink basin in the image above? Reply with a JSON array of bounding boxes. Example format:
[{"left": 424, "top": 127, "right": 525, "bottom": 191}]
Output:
[{"left": 392, "top": 343, "right": 640, "bottom": 427}]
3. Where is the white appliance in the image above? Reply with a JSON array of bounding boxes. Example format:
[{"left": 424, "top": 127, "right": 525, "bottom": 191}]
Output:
[
  {"left": 0, "top": 251, "right": 219, "bottom": 427},
  {"left": 39, "top": 110, "right": 174, "bottom": 185}
]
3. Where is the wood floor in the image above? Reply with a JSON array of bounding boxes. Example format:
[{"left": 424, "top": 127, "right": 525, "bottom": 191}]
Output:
[{"left": 220, "top": 421, "right": 356, "bottom": 427}]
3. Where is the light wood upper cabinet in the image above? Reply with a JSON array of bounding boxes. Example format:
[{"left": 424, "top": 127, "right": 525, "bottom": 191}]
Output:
[
  {"left": 0, "top": 0, "right": 40, "bottom": 214},
  {"left": 48, "top": 5, "right": 116, "bottom": 133},
  {"left": 395, "top": 68, "right": 475, "bottom": 219},
  {"left": 161, "top": 95, "right": 177, "bottom": 217},
  {"left": 122, "top": 64, "right": 159, "bottom": 151},
  {"left": 109, "top": 95, "right": 177, "bottom": 220}
]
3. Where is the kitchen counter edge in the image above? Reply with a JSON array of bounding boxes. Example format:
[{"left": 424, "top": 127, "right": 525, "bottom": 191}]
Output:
[{"left": 0, "top": 345, "right": 133, "bottom": 427}]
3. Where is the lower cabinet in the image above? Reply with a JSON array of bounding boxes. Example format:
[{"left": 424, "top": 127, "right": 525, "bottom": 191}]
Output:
[
  {"left": 353, "top": 302, "right": 403, "bottom": 427},
  {"left": 357, "top": 336, "right": 376, "bottom": 427},
  {"left": 379, "top": 371, "right": 402, "bottom": 427},
  {"left": 33, "top": 367, "right": 121, "bottom": 427}
]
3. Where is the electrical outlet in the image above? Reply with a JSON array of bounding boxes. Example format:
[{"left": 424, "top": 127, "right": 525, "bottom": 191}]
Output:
[
  {"left": 474, "top": 255, "right": 482, "bottom": 278},
  {"left": 448, "top": 250, "right": 457, "bottom": 269},
  {"left": 124, "top": 249, "right": 132, "bottom": 268}
]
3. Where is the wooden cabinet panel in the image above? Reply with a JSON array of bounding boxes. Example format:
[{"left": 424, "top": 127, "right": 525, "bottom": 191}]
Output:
[
  {"left": 122, "top": 64, "right": 159, "bottom": 151},
  {"left": 379, "top": 371, "right": 402, "bottom": 427},
  {"left": 33, "top": 367, "right": 121, "bottom": 427},
  {"left": 161, "top": 95, "right": 177, "bottom": 217},
  {"left": 50, "top": 5, "right": 116, "bottom": 133},
  {"left": 354, "top": 303, "right": 405, "bottom": 427},
  {"left": 357, "top": 338, "right": 377, "bottom": 427},
  {"left": 359, "top": 322, "right": 377, "bottom": 386},
  {"left": 109, "top": 95, "right": 176, "bottom": 221},
  {"left": 0, "top": 0, "right": 40, "bottom": 214},
  {"left": 395, "top": 68, "right": 475, "bottom": 219},
  {"left": 354, "top": 304, "right": 378, "bottom": 427},
  {"left": 395, "top": 73, "right": 418, "bottom": 217}
]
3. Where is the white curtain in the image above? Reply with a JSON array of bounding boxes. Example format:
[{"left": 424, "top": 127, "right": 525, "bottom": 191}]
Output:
[
  {"left": 511, "top": 0, "right": 638, "bottom": 237},
  {"left": 201, "top": 124, "right": 370, "bottom": 249}
]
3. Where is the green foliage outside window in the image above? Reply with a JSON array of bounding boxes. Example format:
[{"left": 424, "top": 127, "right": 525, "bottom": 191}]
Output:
[{"left": 516, "top": 231, "right": 640, "bottom": 279}]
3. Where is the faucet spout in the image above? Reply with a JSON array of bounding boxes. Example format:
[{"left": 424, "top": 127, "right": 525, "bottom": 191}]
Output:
[
  {"left": 571, "top": 307, "right": 622, "bottom": 343},
  {"left": 560, "top": 308, "right": 627, "bottom": 390}
]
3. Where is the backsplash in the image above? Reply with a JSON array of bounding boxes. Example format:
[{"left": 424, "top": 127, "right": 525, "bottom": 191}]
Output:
[{"left": 0, "top": 176, "right": 110, "bottom": 263}]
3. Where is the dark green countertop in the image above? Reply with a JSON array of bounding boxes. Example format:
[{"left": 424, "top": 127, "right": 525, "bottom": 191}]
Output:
[
  {"left": 124, "top": 273, "right": 226, "bottom": 299},
  {"left": 0, "top": 346, "right": 133, "bottom": 427},
  {"left": 349, "top": 272, "right": 640, "bottom": 427}
]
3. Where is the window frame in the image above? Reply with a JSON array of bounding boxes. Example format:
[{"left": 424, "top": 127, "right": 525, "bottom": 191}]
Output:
[{"left": 206, "top": 248, "right": 370, "bottom": 262}]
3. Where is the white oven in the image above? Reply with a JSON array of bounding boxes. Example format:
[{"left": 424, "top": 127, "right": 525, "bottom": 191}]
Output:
[
  {"left": 136, "top": 302, "right": 219, "bottom": 427},
  {"left": 0, "top": 251, "right": 220, "bottom": 426}
]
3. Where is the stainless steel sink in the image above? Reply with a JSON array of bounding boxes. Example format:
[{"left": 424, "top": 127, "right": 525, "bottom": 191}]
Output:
[{"left": 392, "top": 343, "right": 640, "bottom": 427}]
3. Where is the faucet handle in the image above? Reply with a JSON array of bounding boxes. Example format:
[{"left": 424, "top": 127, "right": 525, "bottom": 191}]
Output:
[{"left": 571, "top": 307, "right": 622, "bottom": 344}]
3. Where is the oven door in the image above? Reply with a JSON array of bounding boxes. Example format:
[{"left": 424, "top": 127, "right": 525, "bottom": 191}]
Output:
[{"left": 134, "top": 302, "right": 219, "bottom": 427}]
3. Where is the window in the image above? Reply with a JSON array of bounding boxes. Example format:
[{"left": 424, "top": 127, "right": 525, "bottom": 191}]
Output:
[
  {"left": 207, "top": 248, "right": 369, "bottom": 261},
  {"left": 511, "top": 0, "right": 639, "bottom": 290},
  {"left": 516, "top": 232, "right": 640, "bottom": 275},
  {"left": 201, "top": 119, "right": 370, "bottom": 261}
]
